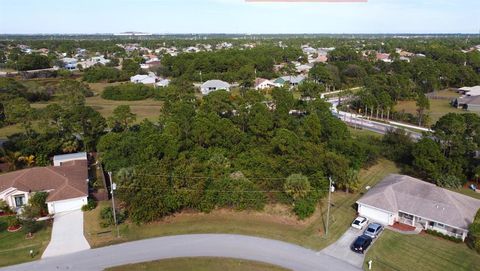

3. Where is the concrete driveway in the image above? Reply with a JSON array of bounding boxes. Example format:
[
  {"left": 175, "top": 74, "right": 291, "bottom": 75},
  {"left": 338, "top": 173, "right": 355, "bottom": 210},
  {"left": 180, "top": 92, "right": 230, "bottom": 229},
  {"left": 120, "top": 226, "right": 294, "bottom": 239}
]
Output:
[
  {"left": 42, "top": 210, "right": 90, "bottom": 258},
  {"left": 321, "top": 228, "right": 366, "bottom": 268},
  {"left": 5, "top": 234, "right": 360, "bottom": 271}
]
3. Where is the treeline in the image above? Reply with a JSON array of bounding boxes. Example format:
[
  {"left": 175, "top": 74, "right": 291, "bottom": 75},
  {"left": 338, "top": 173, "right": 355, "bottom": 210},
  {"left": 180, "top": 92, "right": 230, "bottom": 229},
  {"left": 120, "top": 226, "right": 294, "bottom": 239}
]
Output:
[
  {"left": 97, "top": 84, "right": 380, "bottom": 222},
  {"left": 157, "top": 46, "right": 304, "bottom": 83},
  {"left": 383, "top": 112, "right": 480, "bottom": 188},
  {"left": 101, "top": 83, "right": 156, "bottom": 101}
]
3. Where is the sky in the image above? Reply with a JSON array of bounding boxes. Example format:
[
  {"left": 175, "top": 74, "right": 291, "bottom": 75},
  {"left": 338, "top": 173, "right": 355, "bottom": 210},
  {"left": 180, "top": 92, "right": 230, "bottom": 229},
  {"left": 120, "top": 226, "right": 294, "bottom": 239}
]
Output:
[{"left": 0, "top": 0, "right": 479, "bottom": 34}]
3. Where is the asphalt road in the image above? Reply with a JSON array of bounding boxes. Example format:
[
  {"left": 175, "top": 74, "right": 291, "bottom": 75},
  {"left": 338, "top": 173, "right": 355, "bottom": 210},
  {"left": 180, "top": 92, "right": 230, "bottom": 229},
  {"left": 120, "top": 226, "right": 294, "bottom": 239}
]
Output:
[{"left": 2, "top": 234, "right": 360, "bottom": 271}]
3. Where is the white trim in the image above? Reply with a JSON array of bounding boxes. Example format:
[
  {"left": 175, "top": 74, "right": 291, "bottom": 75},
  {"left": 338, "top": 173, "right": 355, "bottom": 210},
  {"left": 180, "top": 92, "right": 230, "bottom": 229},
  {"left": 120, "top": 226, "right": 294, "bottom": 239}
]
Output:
[
  {"left": 46, "top": 196, "right": 87, "bottom": 204},
  {"left": 356, "top": 202, "right": 396, "bottom": 215},
  {"left": 398, "top": 209, "right": 468, "bottom": 232}
]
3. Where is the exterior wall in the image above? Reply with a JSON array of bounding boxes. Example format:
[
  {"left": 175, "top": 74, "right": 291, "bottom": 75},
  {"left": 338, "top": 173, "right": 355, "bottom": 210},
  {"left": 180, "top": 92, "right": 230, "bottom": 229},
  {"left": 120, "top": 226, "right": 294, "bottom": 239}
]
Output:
[
  {"left": 358, "top": 204, "right": 395, "bottom": 225},
  {"left": 47, "top": 196, "right": 88, "bottom": 214},
  {"left": 0, "top": 188, "right": 30, "bottom": 211},
  {"left": 466, "top": 104, "right": 480, "bottom": 112},
  {"left": 53, "top": 153, "right": 87, "bottom": 166}
]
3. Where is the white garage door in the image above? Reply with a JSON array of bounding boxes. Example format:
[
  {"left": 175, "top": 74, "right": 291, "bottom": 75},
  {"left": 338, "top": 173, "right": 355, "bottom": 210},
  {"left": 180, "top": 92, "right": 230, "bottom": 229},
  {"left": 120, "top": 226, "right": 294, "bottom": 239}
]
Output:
[
  {"left": 49, "top": 198, "right": 86, "bottom": 214},
  {"left": 359, "top": 204, "right": 392, "bottom": 225}
]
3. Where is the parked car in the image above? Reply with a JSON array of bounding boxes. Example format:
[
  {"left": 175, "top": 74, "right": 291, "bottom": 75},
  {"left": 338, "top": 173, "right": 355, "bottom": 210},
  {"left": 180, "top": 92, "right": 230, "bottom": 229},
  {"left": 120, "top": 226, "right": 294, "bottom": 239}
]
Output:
[
  {"left": 351, "top": 216, "right": 369, "bottom": 230},
  {"left": 364, "top": 223, "right": 383, "bottom": 238},
  {"left": 351, "top": 235, "right": 372, "bottom": 254}
]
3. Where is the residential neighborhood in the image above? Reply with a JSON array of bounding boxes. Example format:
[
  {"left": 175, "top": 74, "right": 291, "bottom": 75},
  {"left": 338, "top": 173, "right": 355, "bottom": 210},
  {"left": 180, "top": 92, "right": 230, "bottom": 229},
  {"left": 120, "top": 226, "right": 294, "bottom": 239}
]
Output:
[{"left": 1, "top": 1, "right": 480, "bottom": 271}]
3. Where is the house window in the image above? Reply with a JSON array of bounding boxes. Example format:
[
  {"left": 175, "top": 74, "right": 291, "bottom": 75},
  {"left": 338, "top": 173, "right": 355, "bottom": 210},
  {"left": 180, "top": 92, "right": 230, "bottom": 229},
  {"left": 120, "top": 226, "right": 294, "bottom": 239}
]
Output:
[
  {"left": 436, "top": 223, "right": 445, "bottom": 228},
  {"left": 14, "top": 195, "right": 25, "bottom": 207}
]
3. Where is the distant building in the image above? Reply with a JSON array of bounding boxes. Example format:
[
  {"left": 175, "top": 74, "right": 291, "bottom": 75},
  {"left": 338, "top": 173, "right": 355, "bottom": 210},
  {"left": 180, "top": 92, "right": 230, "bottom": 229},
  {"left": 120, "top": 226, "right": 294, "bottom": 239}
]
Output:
[
  {"left": 200, "top": 80, "right": 230, "bottom": 95},
  {"left": 274, "top": 75, "right": 305, "bottom": 88},
  {"left": 130, "top": 74, "right": 157, "bottom": 84},
  {"left": 155, "top": 79, "right": 170, "bottom": 88},
  {"left": 254, "top": 78, "right": 279, "bottom": 90},
  {"left": 62, "top": 57, "right": 78, "bottom": 70}
]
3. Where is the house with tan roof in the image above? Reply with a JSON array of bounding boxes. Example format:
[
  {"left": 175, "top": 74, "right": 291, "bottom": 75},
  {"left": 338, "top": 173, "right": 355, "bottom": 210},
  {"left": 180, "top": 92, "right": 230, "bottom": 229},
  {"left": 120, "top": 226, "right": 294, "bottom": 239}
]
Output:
[
  {"left": 357, "top": 174, "right": 480, "bottom": 241},
  {"left": 0, "top": 153, "right": 89, "bottom": 215}
]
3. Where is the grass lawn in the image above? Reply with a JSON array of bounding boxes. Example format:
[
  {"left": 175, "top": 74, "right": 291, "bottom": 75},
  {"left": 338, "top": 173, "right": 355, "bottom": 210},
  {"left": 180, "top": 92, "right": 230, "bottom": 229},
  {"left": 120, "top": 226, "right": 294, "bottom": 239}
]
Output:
[
  {"left": 394, "top": 90, "right": 466, "bottom": 126},
  {"left": 348, "top": 127, "right": 383, "bottom": 138},
  {"left": 84, "top": 159, "right": 400, "bottom": 250},
  {"left": 105, "top": 257, "right": 290, "bottom": 271},
  {"left": 365, "top": 230, "right": 480, "bottom": 271},
  {"left": 0, "top": 216, "right": 52, "bottom": 267},
  {"left": 0, "top": 124, "right": 24, "bottom": 139},
  {"left": 450, "top": 186, "right": 480, "bottom": 200}
]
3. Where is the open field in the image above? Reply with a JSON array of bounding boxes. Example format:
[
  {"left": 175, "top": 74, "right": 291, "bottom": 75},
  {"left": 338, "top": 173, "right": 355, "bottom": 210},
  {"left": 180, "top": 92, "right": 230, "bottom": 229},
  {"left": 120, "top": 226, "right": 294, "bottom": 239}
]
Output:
[
  {"left": 365, "top": 230, "right": 480, "bottom": 271},
  {"left": 394, "top": 90, "right": 466, "bottom": 125},
  {"left": 84, "top": 159, "right": 400, "bottom": 250},
  {"left": 0, "top": 216, "right": 52, "bottom": 267},
  {"left": 106, "top": 257, "right": 290, "bottom": 271}
]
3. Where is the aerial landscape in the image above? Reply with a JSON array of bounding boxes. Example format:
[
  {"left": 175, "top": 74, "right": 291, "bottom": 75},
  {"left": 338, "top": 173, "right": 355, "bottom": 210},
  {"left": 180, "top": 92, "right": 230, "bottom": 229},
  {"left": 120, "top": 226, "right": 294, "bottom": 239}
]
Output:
[{"left": 1, "top": 0, "right": 480, "bottom": 270}]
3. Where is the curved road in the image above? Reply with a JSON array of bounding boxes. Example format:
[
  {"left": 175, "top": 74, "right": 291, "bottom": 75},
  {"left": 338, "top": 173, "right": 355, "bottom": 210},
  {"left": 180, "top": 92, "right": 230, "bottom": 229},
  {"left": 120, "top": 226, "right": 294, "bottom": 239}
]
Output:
[{"left": 2, "top": 234, "right": 360, "bottom": 271}]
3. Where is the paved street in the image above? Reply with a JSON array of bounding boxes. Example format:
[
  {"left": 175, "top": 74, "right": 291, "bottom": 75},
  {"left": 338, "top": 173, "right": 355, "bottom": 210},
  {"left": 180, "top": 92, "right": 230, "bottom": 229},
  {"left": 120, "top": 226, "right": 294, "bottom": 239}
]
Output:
[
  {"left": 2, "top": 234, "right": 360, "bottom": 271},
  {"left": 42, "top": 210, "right": 90, "bottom": 258}
]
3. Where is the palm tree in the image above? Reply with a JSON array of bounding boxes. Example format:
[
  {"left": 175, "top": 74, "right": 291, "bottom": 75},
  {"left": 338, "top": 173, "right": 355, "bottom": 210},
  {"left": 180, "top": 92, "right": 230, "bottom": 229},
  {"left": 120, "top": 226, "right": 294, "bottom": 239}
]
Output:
[
  {"left": 19, "top": 154, "right": 35, "bottom": 167},
  {"left": 2, "top": 151, "right": 23, "bottom": 171}
]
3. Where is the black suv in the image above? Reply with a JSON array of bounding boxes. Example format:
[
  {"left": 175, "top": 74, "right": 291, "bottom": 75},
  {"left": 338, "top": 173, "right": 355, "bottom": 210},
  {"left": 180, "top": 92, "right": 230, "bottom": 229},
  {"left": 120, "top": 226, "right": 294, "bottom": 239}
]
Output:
[{"left": 351, "top": 235, "right": 372, "bottom": 254}]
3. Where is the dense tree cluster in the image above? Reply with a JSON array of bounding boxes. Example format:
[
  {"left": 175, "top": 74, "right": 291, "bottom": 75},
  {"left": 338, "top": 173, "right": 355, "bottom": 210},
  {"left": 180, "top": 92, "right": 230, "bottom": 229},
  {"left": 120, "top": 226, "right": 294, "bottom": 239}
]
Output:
[
  {"left": 98, "top": 85, "right": 379, "bottom": 222},
  {"left": 158, "top": 46, "right": 304, "bottom": 83},
  {"left": 101, "top": 83, "right": 156, "bottom": 100}
]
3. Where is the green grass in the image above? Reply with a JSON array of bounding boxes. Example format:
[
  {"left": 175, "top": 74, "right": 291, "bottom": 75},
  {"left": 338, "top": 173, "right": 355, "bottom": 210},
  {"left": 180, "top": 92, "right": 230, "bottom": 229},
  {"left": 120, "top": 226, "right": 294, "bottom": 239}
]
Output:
[
  {"left": 105, "top": 257, "right": 290, "bottom": 271},
  {"left": 0, "top": 124, "right": 24, "bottom": 139},
  {"left": 365, "top": 230, "right": 480, "bottom": 271},
  {"left": 84, "top": 159, "right": 400, "bottom": 250},
  {"left": 0, "top": 216, "right": 52, "bottom": 267},
  {"left": 450, "top": 186, "right": 480, "bottom": 200},
  {"left": 395, "top": 90, "right": 466, "bottom": 126}
]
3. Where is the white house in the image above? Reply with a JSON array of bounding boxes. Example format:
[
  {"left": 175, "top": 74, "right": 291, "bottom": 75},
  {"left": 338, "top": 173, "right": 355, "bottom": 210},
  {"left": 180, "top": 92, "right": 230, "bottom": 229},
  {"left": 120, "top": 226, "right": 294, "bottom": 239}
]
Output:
[
  {"left": 155, "top": 79, "right": 170, "bottom": 88},
  {"left": 53, "top": 152, "right": 87, "bottom": 166},
  {"left": 254, "top": 78, "right": 279, "bottom": 90},
  {"left": 0, "top": 155, "right": 89, "bottom": 215},
  {"left": 130, "top": 74, "right": 157, "bottom": 85},
  {"left": 357, "top": 174, "right": 480, "bottom": 241},
  {"left": 200, "top": 80, "right": 231, "bottom": 95}
]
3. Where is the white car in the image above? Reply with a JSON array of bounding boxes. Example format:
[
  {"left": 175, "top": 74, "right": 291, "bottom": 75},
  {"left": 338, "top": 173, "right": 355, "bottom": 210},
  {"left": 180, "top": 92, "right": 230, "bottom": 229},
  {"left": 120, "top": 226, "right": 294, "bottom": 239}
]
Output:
[{"left": 351, "top": 216, "right": 369, "bottom": 230}]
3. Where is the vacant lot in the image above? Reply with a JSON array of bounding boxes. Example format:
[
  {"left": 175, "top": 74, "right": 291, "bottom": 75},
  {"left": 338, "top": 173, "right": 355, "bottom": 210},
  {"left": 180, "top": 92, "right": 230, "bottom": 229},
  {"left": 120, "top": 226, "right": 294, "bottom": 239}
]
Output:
[
  {"left": 0, "top": 216, "right": 52, "bottom": 267},
  {"left": 365, "top": 230, "right": 480, "bottom": 271},
  {"left": 395, "top": 90, "right": 466, "bottom": 125},
  {"left": 84, "top": 159, "right": 400, "bottom": 250},
  {"left": 106, "top": 257, "right": 289, "bottom": 271}
]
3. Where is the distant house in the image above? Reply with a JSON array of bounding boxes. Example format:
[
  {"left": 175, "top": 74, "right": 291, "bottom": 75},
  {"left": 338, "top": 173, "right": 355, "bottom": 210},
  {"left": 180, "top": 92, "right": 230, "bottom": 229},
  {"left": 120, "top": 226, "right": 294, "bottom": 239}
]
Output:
[
  {"left": 295, "top": 63, "right": 313, "bottom": 74},
  {"left": 78, "top": 55, "right": 111, "bottom": 69},
  {"left": 454, "top": 86, "right": 480, "bottom": 111},
  {"left": 200, "top": 80, "right": 230, "bottom": 95},
  {"left": 62, "top": 57, "right": 78, "bottom": 70},
  {"left": 53, "top": 152, "right": 87, "bottom": 166},
  {"left": 274, "top": 75, "right": 305, "bottom": 88},
  {"left": 376, "top": 53, "right": 392, "bottom": 63},
  {"left": 155, "top": 79, "right": 170, "bottom": 88},
  {"left": 0, "top": 153, "right": 89, "bottom": 214},
  {"left": 130, "top": 74, "right": 157, "bottom": 84},
  {"left": 357, "top": 174, "right": 480, "bottom": 241},
  {"left": 254, "top": 78, "right": 279, "bottom": 90}
]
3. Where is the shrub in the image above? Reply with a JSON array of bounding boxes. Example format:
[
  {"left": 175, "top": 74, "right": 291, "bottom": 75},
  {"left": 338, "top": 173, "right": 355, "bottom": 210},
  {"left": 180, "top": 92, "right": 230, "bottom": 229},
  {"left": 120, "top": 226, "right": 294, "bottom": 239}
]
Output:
[
  {"left": 101, "top": 83, "right": 154, "bottom": 101},
  {"left": 81, "top": 199, "right": 97, "bottom": 212},
  {"left": 99, "top": 206, "right": 126, "bottom": 228},
  {"left": 83, "top": 66, "right": 124, "bottom": 83},
  {"left": 7, "top": 216, "right": 21, "bottom": 228},
  {"left": 292, "top": 193, "right": 317, "bottom": 220},
  {"left": 425, "top": 229, "right": 462, "bottom": 243},
  {"left": 0, "top": 199, "right": 13, "bottom": 214}
]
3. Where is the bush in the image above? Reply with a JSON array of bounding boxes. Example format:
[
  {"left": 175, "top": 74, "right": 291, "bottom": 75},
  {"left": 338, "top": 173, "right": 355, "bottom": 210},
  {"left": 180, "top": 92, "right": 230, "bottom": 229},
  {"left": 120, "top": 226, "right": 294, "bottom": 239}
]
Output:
[
  {"left": 425, "top": 229, "right": 463, "bottom": 243},
  {"left": 83, "top": 66, "right": 124, "bottom": 83},
  {"left": 292, "top": 193, "right": 318, "bottom": 220},
  {"left": 99, "top": 206, "right": 126, "bottom": 228},
  {"left": 7, "top": 216, "right": 21, "bottom": 228},
  {"left": 101, "top": 83, "right": 154, "bottom": 101},
  {"left": 81, "top": 199, "right": 97, "bottom": 212},
  {"left": 0, "top": 199, "right": 13, "bottom": 214},
  {"left": 200, "top": 176, "right": 266, "bottom": 212}
]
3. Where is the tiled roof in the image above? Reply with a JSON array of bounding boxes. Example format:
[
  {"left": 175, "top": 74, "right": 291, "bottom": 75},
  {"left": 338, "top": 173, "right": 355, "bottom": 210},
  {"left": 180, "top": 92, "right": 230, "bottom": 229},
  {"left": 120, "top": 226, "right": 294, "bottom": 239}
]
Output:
[{"left": 0, "top": 160, "right": 88, "bottom": 202}]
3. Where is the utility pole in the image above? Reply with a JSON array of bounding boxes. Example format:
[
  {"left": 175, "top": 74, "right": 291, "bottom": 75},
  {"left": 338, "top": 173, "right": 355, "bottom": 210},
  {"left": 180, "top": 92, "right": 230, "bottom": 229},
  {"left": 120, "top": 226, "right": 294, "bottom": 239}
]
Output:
[
  {"left": 325, "top": 176, "right": 333, "bottom": 238},
  {"left": 108, "top": 171, "right": 120, "bottom": 238},
  {"left": 199, "top": 71, "right": 203, "bottom": 83}
]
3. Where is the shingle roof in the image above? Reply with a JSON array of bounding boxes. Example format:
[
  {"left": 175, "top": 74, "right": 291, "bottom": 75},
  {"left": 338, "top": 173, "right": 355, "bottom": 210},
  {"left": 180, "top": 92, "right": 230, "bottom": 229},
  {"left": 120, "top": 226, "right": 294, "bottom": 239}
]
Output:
[
  {"left": 0, "top": 160, "right": 88, "bottom": 202},
  {"left": 357, "top": 174, "right": 480, "bottom": 230}
]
